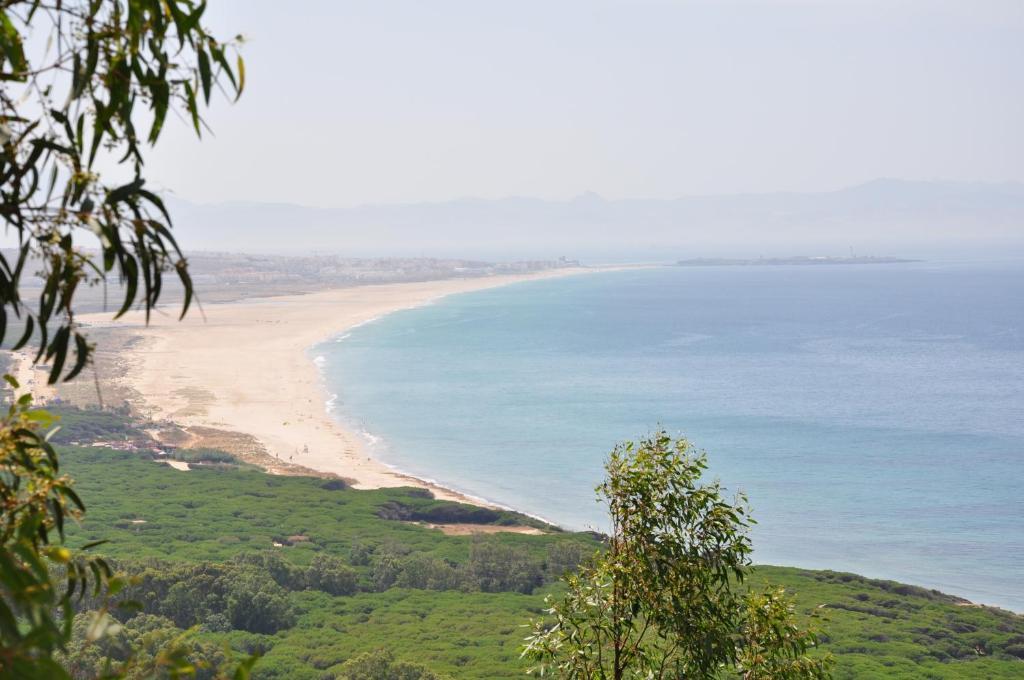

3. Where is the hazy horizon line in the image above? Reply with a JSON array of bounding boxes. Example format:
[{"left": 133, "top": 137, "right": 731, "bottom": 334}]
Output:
[{"left": 163, "top": 176, "right": 1024, "bottom": 212}]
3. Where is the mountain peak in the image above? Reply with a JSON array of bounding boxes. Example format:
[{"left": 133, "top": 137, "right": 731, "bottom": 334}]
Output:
[{"left": 570, "top": 191, "right": 606, "bottom": 204}]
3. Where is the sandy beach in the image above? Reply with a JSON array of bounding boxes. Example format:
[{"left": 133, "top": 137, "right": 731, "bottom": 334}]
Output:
[
  {"left": 9, "top": 350, "right": 57, "bottom": 403},
  {"left": 77, "top": 269, "right": 590, "bottom": 506}
]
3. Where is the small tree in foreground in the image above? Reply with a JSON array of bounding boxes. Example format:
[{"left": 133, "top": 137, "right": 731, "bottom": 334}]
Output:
[{"left": 522, "top": 432, "right": 832, "bottom": 679}]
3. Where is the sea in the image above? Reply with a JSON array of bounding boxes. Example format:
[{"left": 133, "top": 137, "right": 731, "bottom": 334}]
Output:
[{"left": 313, "top": 260, "right": 1024, "bottom": 612}]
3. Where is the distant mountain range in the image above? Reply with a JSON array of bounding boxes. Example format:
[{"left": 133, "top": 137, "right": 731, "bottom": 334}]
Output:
[{"left": 166, "top": 179, "right": 1024, "bottom": 261}]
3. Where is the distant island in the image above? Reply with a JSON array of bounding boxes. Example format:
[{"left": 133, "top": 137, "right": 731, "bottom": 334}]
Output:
[{"left": 676, "top": 255, "right": 919, "bottom": 267}]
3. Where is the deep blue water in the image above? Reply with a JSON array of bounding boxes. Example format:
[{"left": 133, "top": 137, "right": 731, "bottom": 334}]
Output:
[{"left": 315, "top": 262, "right": 1024, "bottom": 611}]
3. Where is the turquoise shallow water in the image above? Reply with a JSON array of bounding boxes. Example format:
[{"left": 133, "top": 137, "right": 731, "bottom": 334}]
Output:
[{"left": 315, "top": 262, "right": 1024, "bottom": 611}]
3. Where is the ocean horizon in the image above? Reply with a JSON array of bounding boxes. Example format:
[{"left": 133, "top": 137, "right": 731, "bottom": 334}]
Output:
[{"left": 315, "top": 261, "right": 1024, "bottom": 612}]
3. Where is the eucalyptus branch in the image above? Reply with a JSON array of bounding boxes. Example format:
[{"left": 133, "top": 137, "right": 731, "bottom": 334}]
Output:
[
  {"left": 0, "top": 0, "right": 244, "bottom": 384},
  {"left": 523, "top": 432, "right": 832, "bottom": 679}
]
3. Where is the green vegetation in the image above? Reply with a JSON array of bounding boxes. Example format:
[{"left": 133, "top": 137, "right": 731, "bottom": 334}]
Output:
[
  {"left": 335, "top": 649, "right": 447, "bottom": 680},
  {"left": 46, "top": 406, "right": 145, "bottom": 446},
  {"left": 46, "top": 413, "right": 1023, "bottom": 679},
  {"left": 166, "top": 449, "right": 240, "bottom": 465},
  {"left": 0, "top": 388, "right": 113, "bottom": 678},
  {"left": 62, "top": 446, "right": 591, "bottom": 583},
  {"left": 524, "top": 433, "right": 830, "bottom": 678},
  {"left": 744, "top": 570, "right": 1024, "bottom": 679}
]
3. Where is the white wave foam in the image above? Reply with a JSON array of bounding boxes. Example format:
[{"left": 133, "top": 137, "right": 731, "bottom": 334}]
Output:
[
  {"left": 358, "top": 429, "right": 383, "bottom": 447},
  {"left": 330, "top": 315, "right": 385, "bottom": 343},
  {"left": 349, "top": 315, "right": 383, "bottom": 331}
]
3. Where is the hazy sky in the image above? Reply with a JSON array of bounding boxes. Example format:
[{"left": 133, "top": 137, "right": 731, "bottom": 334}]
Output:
[{"left": 144, "top": 0, "right": 1024, "bottom": 207}]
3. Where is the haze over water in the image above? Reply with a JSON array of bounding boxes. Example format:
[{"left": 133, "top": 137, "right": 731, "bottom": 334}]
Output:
[{"left": 317, "top": 262, "right": 1024, "bottom": 611}]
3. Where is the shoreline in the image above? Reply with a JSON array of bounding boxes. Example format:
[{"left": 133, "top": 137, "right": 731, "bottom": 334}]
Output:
[
  {"left": 77, "top": 267, "right": 616, "bottom": 510},
  {"left": 37, "top": 266, "right": 1024, "bottom": 613}
]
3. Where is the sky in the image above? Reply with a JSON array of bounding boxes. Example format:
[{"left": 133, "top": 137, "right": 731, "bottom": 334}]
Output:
[{"left": 142, "top": 0, "right": 1024, "bottom": 208}]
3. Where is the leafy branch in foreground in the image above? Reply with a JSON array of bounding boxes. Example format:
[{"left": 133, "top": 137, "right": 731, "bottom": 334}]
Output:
[
  {"left": 0, "top": 0, "right": 244, "bottom": 382},
  {"left": 523, "top": 432, "right": 833, "bottom": 679},
  {"left": 1, "top": 1, "right": 245, "bottom": 676},
  {"left": 0, "top": 378, "right": 119, "bottom": 677}
]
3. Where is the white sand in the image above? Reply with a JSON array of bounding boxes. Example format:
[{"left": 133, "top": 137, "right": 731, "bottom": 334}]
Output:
[
  {"left": 78, "top": 269, "right": 592, "bottom": 505},
  {"left": 8, "top": 350, "right": 57, "bottom": 402}
]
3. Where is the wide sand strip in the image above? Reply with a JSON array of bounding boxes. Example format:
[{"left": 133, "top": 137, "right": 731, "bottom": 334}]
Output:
[{"left": 78, "top": 269, "right": 589, "bottom": 505}]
